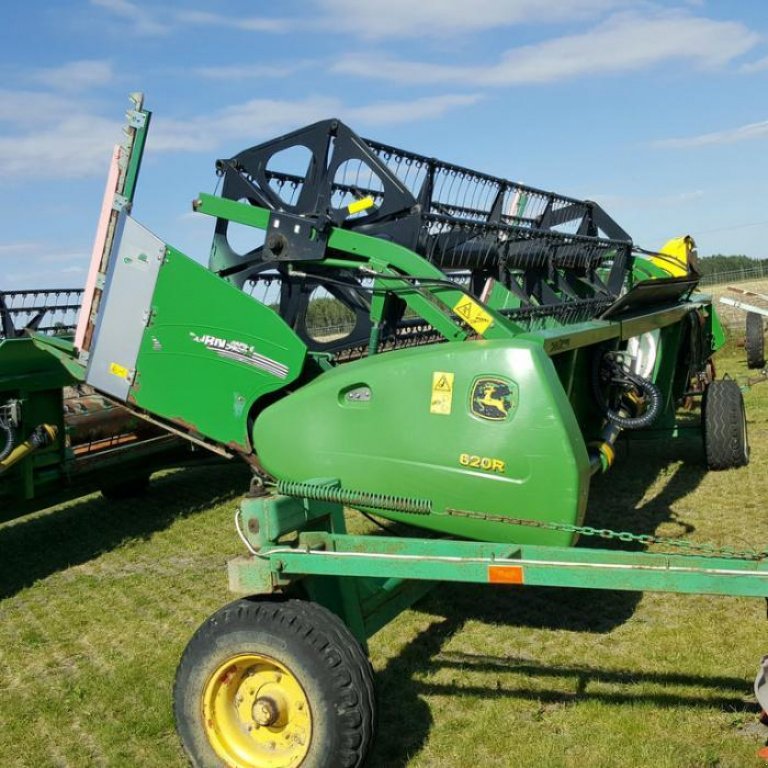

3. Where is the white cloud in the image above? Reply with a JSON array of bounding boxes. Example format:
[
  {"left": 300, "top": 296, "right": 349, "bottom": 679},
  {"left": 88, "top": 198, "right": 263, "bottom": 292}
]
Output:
[
  {"left": 173, "top": 10, "right": 290, "bottom": 33},
  {"left": 0, "top": 89, "right": 86, "bottom": 127},
  {"left": 741, "top": 55, "right": 768, "bottom": 74},
  {"left": 316, "top": 0, "right": 624, "bottom": 38},
  {"left": 193, "top": 63, "right": 308, "bottom": 81},
  {"left": 332, "top": 11, "right": 758, "bottom": 84},
  {"left": 89, "top": 0, "right": 168, "bottom": 35},
  {"left": 147, "top": 99, "right": 340, "bottom": 154},
  {"left": 654, "top": 120, "right": 768, "bottom": 149},
  {"left": 0, "top": 93, "right": 478, "bottom": 179},
  {"left": 0, "top": 115, "right": 120, "bottom": 179},
  {"left": 89, "top": 1, "right": 291, "bottom": 36},
  {"left": 5, "top": 265, "right": 86, "bottom": 288},
  {"left": 148, "top": 94, "right": 481, "bottom": 154},
  {"left": 0, "top": 242, "right": 42, "bottom": 255},
  {"left": 87, "top": 0, "right": 632, "bottom": 41},
  {"left": 2, "top": 244, "right": 90, "bottom": 289},
  {"left": 348, "top": 94, "right": 482, "bottom": 124},
  {"left": 30, "top": 60, "right": 114, "bottom": 92}
]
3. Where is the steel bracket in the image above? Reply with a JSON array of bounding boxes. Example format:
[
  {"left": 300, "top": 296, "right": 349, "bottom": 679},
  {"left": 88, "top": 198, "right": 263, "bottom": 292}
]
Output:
[{"left": 126, "top": 110, "right": 148, "bottom": 129}]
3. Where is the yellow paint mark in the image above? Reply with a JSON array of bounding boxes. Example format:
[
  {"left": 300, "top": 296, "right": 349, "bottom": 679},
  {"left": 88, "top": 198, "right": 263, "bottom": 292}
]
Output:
[
  {"left": 109, "top": 362, "right": 129, "bottom": 379},
  {"left": 453, "top": 296, "right": 493, "bottom": 335},
  {"left": 347, "top": 196, "right": 375, "bottom": 215},
  {"left": 430, "top": 371, "right": 454, "bottom": 415}
]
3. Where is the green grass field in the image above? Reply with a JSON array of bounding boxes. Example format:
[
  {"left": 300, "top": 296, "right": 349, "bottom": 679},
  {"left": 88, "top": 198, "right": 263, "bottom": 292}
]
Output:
[{"left": 2, "top": 339, "right": 768, "bottom": 767}]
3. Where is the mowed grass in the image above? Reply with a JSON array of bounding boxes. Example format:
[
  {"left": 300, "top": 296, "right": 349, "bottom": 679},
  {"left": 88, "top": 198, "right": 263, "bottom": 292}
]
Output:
[{"left": 2, "top": 337, "right": 768, "bottom": 767}]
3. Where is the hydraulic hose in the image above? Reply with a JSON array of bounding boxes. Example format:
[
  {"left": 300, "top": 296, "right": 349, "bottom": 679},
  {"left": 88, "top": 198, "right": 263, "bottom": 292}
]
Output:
[
  {"left": 603, "top": 376, "right": 662, "bottom": 430},
  {"left": 592, "top": 350, "right": 663, "bottom": 431},
  {"left": 0, "top": 416, "right": 14, "bottom": 462},
  {"left": 0, "top": 424, "right": 57, "bottom": 475}
]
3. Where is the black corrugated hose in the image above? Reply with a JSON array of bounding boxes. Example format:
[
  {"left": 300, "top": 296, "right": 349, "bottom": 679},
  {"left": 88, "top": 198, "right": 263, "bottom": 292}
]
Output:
[
  {"left": 592, "top": 351, "right": 663, "bottom": 430},
  {"left": 0, "top": 415, "right": 14, "bottom": 461}
]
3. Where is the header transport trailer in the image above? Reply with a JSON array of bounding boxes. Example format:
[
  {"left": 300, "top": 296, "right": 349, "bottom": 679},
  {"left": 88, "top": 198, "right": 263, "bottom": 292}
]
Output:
[{"left": 31, "top": 97, "right": 768, "bottom": 767}]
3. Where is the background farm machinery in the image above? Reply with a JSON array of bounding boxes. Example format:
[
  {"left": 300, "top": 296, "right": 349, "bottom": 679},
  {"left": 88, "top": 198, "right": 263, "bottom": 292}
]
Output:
[
  {"left": 719, "top": 285, "right": 768, "bottom": 371},
  {"left": 5, "top": 97, "right": 765, "bottom": 767},
  {"left": 0, "top": 288, "right": 206, "bottom": 519},
  {"left": 0, "top": 96, "right": 210, "bottom": 521}
]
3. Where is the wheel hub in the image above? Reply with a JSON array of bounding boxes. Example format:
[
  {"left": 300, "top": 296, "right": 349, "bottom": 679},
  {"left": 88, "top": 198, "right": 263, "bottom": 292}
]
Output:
[
  {"left": 202, "top": 654, "right": 311, "bottom": 767},
  {"left": 253, "top": 696, "right": 280, "bottom": 727}
]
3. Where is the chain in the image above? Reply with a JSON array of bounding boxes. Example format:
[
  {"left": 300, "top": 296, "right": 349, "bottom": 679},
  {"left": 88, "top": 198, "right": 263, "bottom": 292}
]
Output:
[{"left": 446, "top": 508, "right": 768, "bottom": 561}]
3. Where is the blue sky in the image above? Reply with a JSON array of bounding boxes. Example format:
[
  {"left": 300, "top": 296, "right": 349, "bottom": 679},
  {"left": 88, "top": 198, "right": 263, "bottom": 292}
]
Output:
[{"left": 3, "top": 0, "right": 768, "bottom": 289}]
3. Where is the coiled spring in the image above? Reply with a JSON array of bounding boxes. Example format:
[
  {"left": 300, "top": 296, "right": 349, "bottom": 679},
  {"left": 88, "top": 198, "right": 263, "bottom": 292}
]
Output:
[{"left": 277, "top": 480, "right": 432, "bottom": 515}]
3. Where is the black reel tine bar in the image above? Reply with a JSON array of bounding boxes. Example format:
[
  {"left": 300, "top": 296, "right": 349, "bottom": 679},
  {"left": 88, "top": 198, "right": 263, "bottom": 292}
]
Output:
[
  {"left": 213, "top": 119, "right": 640, "bottom": 354},
  {"left": 0, "top": 289, "right": 83, "bottom": 339}
]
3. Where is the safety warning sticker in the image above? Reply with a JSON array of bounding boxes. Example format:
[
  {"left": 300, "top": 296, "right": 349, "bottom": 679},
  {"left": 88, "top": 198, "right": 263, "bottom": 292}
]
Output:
[
  {"left": 452, "top": 296, "right": 493, "bottom": 335},
  {"left": 430, "top": 371, "right": 455, "bottom": 415},
  {"left": 109, "top": 361, "right": 130, "bottom": 380}
]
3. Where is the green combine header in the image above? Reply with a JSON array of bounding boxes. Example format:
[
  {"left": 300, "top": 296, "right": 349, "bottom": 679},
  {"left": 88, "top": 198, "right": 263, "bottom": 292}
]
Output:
[{"left": 41, "top": 99, "right": 767, "bottom": 767}]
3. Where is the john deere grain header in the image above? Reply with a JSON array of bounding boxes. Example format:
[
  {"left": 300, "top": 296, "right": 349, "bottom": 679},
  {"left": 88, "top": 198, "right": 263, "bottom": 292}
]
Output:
[{"left": 76, "top": 102, "right": 765, "bottom": 767}]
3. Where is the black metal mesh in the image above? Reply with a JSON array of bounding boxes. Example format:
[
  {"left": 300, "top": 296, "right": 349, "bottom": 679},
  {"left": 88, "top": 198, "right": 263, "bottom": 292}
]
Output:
[
  {"left": 0, "top": 289, "right": 83, "bottom": 339},
  {"left": 219, "top": 121, "right": 638, "bottom": 333},
  {"left": 365, "top": 138, "right": 591, "bottom": 234},
  {"left": 333, "top": 318, "right": 445, "bottom": 364},
  {"left": 500, "top": 297, "right": 614, "bottom": 329},
  {"left": 254, "top": 138, "right": 627, "bottom": 287}
]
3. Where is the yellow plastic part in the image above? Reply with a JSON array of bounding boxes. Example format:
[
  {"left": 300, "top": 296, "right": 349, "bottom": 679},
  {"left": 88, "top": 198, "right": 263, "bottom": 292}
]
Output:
[
  {"left": 648, "top": 235, "right": 698, "bottom": 277},
  {"left": 0, "top": 424, "right": 58, "bottom": 475},
  {"left": 202, "top": 653, "right": 312, "bottom": 768},
  {"left": 588, "top": 440, "right": 615, "bottom": 472},
  {"left": 598, "top": 441, "right": 615, "bottom": 469},
  {"left": 347, "top": 195, "right": 375, "bottom": 215}
]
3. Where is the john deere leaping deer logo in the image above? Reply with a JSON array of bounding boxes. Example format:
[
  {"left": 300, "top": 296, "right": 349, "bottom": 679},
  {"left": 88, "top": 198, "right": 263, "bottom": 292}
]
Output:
[{"left": 470, "top": 377, "right": 518, "bottom": 421}]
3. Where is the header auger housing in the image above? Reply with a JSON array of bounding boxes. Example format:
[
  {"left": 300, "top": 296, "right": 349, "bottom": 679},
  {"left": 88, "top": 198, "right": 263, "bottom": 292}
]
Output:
[{"left": 75, "top": 100, "right": 763, "bottom": 768}]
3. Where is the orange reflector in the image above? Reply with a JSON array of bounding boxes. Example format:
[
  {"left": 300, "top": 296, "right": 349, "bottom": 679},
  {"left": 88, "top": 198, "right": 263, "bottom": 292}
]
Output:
[{"left": 488, "top": 565, "right": 524, "bottom": 584}]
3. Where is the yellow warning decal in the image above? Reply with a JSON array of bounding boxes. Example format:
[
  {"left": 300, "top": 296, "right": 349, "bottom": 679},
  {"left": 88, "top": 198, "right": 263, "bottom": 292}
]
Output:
[
  {"left": 430, "top": 371, "right": 454, "bottom": 415},
  {"left": 347, "top": 196, "right": 375, "bottom": 215},
  {"left": 453, "top": 296, "right": 493, "bottom": 335},
  {"left": 109, "top": 362, "right": 129, "bottom": 379}
]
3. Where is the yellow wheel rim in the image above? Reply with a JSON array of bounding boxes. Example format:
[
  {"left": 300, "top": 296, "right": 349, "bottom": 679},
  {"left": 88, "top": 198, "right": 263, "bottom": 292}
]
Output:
[{"left": 202, "top": 653, "right": 312, "bottom": 768}]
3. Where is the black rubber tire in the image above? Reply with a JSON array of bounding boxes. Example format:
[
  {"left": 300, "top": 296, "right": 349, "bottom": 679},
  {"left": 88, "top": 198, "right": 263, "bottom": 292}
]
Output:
[
  {"left": 746, "top": 312, "right": 765, "bottom": 369},
  {"left": 173, "top": 597, "right": 376, "bottom": 768},
  {"left": 703, "top": 379, "right": 749, "bottom": 470}
]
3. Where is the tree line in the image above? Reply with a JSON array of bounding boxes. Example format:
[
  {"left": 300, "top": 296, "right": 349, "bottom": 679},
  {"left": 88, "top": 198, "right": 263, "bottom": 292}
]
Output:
[
  {"left": 697, "top": 254, "right": 764, "bottom": 276},
  {"left": 306, "top": 296, "right": 355, "bottom": 329}
]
